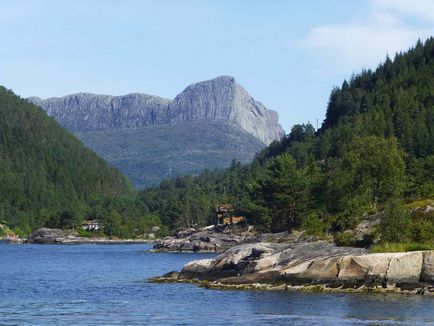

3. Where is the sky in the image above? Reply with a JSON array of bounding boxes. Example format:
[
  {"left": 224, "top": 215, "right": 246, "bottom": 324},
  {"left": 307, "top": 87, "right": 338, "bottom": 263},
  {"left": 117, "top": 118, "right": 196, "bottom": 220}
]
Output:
[{"left": 2, "top": 0, "right": 434, "bottom": 131}]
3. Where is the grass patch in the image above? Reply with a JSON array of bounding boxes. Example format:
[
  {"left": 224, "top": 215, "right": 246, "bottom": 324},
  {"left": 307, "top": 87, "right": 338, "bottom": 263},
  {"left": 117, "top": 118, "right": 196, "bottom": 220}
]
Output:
[
  {"left": 370, "top": 242, "right": 434, "bottom": 253},
  {"left": 403, "top": 198, "right": 434, "bottom": 209}
]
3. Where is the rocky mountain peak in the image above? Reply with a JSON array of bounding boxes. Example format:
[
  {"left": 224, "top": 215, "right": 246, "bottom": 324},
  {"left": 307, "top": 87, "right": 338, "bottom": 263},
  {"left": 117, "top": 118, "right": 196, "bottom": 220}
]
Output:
[
  {"left": 28, "top": 76, "right": 285, "bottom": 145},
  {"left": 170, "top": 76, "right": 283, "bottom": 144}
]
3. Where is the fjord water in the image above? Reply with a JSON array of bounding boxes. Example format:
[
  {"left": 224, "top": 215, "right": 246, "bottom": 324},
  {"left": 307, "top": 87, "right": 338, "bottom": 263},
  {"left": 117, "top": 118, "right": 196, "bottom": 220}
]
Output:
[{"left": 1, "top": 244, "right": 433, "bottom": 325}]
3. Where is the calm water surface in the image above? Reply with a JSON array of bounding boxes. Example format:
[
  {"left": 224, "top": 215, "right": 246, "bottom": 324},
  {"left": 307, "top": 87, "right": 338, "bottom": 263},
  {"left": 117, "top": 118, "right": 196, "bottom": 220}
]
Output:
[{"left": 0, "top": 244, "right": 433, "bottom": 325}]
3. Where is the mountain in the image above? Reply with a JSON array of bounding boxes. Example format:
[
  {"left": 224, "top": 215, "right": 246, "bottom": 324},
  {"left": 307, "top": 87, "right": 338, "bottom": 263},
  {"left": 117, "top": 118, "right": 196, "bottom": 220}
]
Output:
[
  {"left": 0, "top": 86, "right": 132, "bottom": 233},
  {"left": 29, "top": 76, "right": 284, "bottom": 187}
]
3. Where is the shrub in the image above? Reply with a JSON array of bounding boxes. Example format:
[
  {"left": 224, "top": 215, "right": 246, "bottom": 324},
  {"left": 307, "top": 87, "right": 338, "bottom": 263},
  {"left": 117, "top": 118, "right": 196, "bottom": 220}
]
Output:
[
  {"left": 418, "top": 183, "right": 434, "bottom": 197},
  {"left": 380, "top": 200, "right": 412, "bottom": 243},
  {"left": 334, "top": 231, "right": 357, "bottom": 246},
  {"left": 301, "top": 212, "right": 326, "bottom": 237},
  {"left": 410, "top": 210, "right": 434, "bottom": 243}
]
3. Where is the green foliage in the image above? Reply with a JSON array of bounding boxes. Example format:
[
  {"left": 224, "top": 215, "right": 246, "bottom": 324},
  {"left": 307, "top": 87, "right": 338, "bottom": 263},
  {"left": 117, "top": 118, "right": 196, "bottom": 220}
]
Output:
[
  {"left": 259, "top": 154, "right": 311, "bottom": 231},
  {"left": 84, "top": 195, "right": 165, "bottom": 238},
  {"left": 342, "top": 136, "right": 406, "bottom": 204},
  {"left": 376, "top": 201, "right": 434, "bottom": 247},
  {"left": 331, "top": 197, "right": 372, "bottom": 232},
  {"left": 320, "top": 39, "right": 434, "bottom": 160},
  {"left": 417, "top": 183, "right": 434, "bottom": 197},
  {"left": 301, "top": 212, "right": 326, "bottom": 237},
  {"left": 380, "top": 200, "right": 412, "bottom": 243},
  {"left": 333, "top": 232, "right": 358, "bottom": 247},
  {"left": 404, "top": 198, "right": 434, "bottom": 209},
  {"left": 370, "top": 242, "right": 434, "bottom": 253},
  {"left": 410, "top": 210, "right": 434, "bottom": 243},
  {"left": 77, "top": 228, "right": 105, "bottom": 238}
]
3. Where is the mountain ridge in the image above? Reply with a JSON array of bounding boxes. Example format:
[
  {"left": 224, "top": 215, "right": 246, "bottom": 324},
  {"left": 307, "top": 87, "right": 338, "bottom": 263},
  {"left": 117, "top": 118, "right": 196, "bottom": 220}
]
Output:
[{"left": 29, "top": 75, "right": 284, "bottom": 145}]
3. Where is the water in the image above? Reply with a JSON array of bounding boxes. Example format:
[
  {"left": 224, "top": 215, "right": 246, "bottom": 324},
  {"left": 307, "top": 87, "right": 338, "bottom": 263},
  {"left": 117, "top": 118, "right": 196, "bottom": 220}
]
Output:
[{"left": 0, "top": 244, "right": 433, "bottom": 325}]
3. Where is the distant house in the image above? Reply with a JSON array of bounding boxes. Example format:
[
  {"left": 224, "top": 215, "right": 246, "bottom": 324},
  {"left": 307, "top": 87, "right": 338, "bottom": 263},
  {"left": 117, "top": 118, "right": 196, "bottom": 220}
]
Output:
[
  {"left": 81, "top": 220, "right": 100, "bottom": 231},
  {"left": 215, "top": 204, "right": 246, "bottom": 225}
]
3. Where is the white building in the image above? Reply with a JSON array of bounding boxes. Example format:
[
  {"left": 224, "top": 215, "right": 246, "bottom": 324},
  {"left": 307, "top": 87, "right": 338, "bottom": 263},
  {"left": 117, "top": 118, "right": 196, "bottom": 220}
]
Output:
[{"left": 81, "top": 220, "right": 100, "bottom": 231}]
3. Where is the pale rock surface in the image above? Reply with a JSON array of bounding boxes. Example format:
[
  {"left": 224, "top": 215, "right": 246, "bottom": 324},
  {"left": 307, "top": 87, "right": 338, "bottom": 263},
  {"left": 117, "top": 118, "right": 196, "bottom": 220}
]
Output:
[
  {"left": 28, "top": 76, "right": 284, "bottom": 145},
  {"left": 156, "top": 241, "right": 434, "bottom": 293},
  {"left": 421, "top": 251, "right": 434, "bottom": 282}
]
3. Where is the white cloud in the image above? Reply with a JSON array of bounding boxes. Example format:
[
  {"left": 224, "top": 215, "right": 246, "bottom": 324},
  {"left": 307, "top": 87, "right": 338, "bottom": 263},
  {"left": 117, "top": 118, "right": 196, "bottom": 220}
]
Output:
[
  {"left": 299, "top": 1, "right": 434, "bottom": 70},
  {"left": 374, "top": 0, "right": 434, "bottom": 21}
]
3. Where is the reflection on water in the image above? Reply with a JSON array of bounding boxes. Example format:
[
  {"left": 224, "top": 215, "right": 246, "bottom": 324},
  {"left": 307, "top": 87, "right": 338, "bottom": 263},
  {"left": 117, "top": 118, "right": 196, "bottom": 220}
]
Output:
[{"left": 0, "top": 244, "right": 433, "bottom": 325}]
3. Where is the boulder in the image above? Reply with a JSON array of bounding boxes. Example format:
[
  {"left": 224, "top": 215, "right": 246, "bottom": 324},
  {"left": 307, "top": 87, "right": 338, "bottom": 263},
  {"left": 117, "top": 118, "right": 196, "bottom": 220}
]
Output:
[
  {"left": 181, "top": 259, "right": 214, "bottom": 279},
  {"left": 26, "top": 228, "right": 64, "bottom": 244}
]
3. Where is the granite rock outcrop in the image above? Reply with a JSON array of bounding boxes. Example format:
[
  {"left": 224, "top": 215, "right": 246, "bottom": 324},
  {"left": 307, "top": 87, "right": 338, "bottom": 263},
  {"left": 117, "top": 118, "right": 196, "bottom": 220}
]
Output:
[{"left": 154, "top": 241, "right": 434, "bottom": 295}]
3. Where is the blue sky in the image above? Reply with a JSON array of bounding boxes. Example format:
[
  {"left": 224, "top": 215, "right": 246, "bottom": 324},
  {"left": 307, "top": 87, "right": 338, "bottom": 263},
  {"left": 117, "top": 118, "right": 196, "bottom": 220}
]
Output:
[{"left": 2, "top": 0, "right": 434, "bottom": 131}]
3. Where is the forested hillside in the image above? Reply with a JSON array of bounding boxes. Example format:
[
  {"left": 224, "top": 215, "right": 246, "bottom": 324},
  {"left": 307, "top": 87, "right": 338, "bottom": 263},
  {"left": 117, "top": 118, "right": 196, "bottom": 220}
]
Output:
[
  {"left": 138, "top": 38, "right": 434, "bottom": 245},
  {"left": 77, "top": 120, "right": 266, "bottom": 186},
  {"left": 0, "top": 87, "right": 136, "bottom": 235}
]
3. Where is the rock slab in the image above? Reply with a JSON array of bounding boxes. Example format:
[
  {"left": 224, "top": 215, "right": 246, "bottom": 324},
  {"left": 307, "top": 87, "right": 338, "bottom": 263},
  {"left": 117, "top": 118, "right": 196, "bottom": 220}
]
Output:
[{"left": 155, "top": 241, "right": 434, "bottom": 294}]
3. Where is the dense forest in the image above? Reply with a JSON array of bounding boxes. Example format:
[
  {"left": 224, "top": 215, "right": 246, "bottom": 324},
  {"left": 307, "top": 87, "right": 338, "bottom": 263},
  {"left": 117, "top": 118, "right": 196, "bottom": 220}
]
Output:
[
  {"left": 138, "top": 38, "right": 434, "bottom": 246},
  {"left": 0, "top": 87, "right": 162, "bottom": 237}
]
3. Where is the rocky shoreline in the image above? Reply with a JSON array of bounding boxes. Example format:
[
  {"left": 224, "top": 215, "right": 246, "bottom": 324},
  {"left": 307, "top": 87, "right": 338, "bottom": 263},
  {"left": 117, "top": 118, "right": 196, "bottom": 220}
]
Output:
[
  {"left": 152, "top": 225, "right": 253, "bottom": 253},
  {"left": 152, "top": 224, "right": 311, "bottom": 253},
  {"left": 24, "top": 228, "right": 154, "bottom": 245},
  {"left": 151, "top": 241, "right": 434, "bottom": 295}
]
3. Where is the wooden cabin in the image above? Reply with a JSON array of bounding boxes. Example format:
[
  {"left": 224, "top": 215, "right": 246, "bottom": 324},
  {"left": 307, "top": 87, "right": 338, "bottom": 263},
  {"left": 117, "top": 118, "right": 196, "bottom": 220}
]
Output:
[{"left": 215, "top": 204, "right": 246, "bottom": 225}]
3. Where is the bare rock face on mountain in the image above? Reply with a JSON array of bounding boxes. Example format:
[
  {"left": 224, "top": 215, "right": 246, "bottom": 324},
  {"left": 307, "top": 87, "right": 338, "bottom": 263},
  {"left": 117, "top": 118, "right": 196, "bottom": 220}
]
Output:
[
  {"left": 29, "top": 76, "right": 284, "bottom": 145},
  {"left": 28, "top": 76, "right": 285, "bottom": 187},
  {"left": 29, "top": 93, "right": 171, "bottom": 132},
  {"left": 167, "top": 76, "right": 283, "bottom": 144}
]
